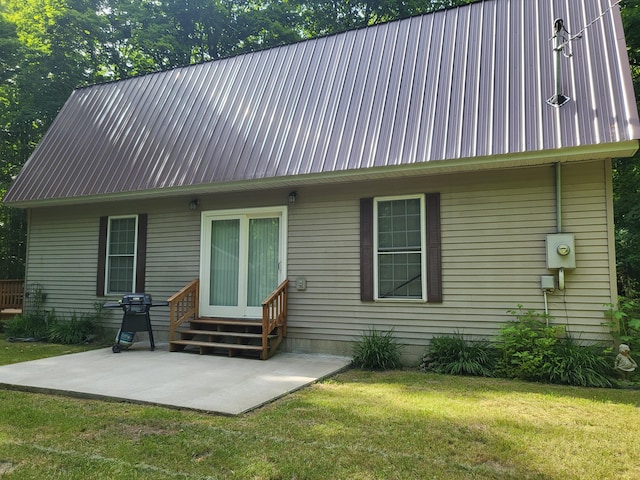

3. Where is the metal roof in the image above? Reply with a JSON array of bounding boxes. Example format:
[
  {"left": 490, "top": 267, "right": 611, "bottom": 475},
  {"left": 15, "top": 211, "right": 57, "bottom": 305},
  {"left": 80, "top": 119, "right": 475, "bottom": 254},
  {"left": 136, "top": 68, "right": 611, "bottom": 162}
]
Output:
[{"left": 5, "top": 0, "right": 640, "bottom": 205}]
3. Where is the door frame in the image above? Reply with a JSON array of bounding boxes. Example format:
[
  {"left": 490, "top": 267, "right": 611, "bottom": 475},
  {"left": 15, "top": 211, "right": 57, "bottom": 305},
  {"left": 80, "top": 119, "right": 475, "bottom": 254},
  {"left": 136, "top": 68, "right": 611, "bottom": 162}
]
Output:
[{"left": 199, "top": 206, "right": 288, "bottom": 318}]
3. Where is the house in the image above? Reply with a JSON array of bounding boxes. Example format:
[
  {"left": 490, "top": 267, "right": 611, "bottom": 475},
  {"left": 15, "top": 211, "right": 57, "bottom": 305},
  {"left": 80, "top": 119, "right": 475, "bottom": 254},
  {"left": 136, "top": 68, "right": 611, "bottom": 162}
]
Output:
[{"left": 4, "top": 0, "right": 640, "bottom": 362}]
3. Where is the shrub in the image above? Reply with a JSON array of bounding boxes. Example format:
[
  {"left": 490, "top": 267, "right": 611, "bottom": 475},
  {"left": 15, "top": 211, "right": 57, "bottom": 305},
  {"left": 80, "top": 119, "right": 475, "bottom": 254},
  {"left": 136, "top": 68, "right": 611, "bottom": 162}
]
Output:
[
  {"left": 495, "top": 306, "right": 564, "bottom": 381},
  {"left": 421, "top": 334, "right": 496, "bottom": 377},
  {"left": 604, "top": 297, "right": 640, "bottom": 352},
  {"left": 47, "top": 311, "right": 101, "bottom": 345},
  {"left": 4, "top": 312, "right": 51, "bottom": 340},
  {"left": 547, "top": 336, "right": 614, "bottom": 388},
  {"left": 352, "top": 328, "right": 402, "bottom": 370},
  {"left": 5, "top": 305, "right": 105, "bottom": 345}
]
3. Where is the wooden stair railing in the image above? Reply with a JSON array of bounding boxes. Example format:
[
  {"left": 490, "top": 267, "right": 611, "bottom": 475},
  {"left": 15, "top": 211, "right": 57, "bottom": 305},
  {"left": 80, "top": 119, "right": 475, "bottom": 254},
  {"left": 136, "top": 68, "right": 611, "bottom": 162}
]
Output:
[
  {"left": 167, "top": 279, "right": 199, "bottom": 352},
  {"left": 261, "top": 279, "right": 288, "bottom": 360},
  {"left": 168, "top": 279, "right": 288, "bottom": 359}
]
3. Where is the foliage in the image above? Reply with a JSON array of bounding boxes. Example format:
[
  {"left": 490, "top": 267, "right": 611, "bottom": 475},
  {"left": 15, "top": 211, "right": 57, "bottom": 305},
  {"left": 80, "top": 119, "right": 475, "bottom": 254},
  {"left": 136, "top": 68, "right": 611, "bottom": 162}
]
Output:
[
  {"left": 47, "top": 311, "right": 102, "bottom": 344},
  {"left": 0, "top": 205, "right": 26, "bottom": 278},
  {"left": 616, "top": 2, "right": 640, "bottom": 295},
  {"left": 613, "top": 156, "right": 640, "bottom": 296},
  {"left": 492, "top": 306, "right": 619, "bottom": 388},
  {"left": 421, "top": 333, "right": 496, "bottom": 377},
  {"left": 605, "top": 296, "right": 640, "bottom": 351},
  {"left": 3, "top": 311, "right": 51, "bottom": 339},
  {"left": 5, "top": 300, "right": 105, "bottom": 344},
  {"left": 495, "top": 305, "right": 563, "bottom": 381},
  {"left": 352, "top": 327, "right": 402, "bottom": 370},
  {"left": 547, "top": 336, "right": 614, "bottom": 388}
]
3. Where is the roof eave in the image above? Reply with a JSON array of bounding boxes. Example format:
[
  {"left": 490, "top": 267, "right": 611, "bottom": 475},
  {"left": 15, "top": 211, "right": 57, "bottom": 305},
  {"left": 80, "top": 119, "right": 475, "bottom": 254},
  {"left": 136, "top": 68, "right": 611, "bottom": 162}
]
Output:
[{"left": 6, "top": 140, "right": 638, "bottom": 209}]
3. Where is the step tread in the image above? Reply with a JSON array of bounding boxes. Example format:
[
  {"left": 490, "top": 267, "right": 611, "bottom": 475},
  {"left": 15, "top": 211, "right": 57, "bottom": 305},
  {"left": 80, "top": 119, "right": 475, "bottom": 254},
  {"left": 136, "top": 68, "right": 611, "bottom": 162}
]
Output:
[
  {"left": 169, "top": 339, "right": 263, "bottom": 351},
  {"left": 176, "top": 328, "right": 276, "bottom": 339},
  {"left": 191, "top": 318, "right": 262, "bottom": 327}
]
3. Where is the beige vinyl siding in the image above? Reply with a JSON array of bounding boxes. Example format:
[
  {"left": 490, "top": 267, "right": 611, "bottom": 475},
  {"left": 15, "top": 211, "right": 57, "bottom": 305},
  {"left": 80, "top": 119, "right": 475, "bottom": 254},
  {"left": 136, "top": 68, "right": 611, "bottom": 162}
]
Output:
[
  {"left": 26, "top": 213, "right": 99, "bottom": 312},
  {"left": 285, "top": 160, "right": 615, "bottom": 359},
  {"left": 547, "top": 160, "right": 615, "bottom": 334},
  {"left": 23, "top": 160, "right": 615, "bottom": 361},
  {"left": 25, "top": 200, "right": 204, "bottom": 332},
  {"left": 22, "top": 190, "right": 287, "bottom": 334}
]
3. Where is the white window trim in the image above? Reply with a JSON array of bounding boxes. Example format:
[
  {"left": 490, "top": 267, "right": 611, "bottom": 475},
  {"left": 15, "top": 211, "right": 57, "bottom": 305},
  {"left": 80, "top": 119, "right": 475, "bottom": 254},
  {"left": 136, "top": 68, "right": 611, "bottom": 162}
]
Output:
[
  {"left": 105, "top": 215, "right": 138, "bottom": 295},
  {"left": 373, "top": 194, "right": 427, "bottom": 302}
]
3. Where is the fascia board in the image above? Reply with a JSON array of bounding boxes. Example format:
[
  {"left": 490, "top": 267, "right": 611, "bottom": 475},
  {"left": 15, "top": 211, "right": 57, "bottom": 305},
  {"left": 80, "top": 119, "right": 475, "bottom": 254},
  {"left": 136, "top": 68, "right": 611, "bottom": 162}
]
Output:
[{"left": 7, "top": 140, "right": 638, "bottom": 209}]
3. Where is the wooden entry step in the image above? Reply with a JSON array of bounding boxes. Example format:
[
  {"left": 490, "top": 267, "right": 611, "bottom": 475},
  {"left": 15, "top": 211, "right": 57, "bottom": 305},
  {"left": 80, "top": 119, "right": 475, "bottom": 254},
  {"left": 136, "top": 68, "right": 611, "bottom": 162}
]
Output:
[
  {"left": 190, "top": 318, "right": 262, "bottom": 328},
  {"left": 169, "top": 317, "right": 280, "bottom": 358},
  {"left": 170, "top": 339, "right": 263, "bottom": 355},
  {"left": 168, "top": 279, "right": 289, "bottom": 360}
]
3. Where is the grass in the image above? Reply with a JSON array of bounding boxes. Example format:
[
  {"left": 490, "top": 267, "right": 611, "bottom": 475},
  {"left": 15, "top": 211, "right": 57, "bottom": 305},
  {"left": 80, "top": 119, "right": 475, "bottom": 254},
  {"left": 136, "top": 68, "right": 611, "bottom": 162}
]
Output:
[
  {"left": 0, "top": 331, "right": 101, "bottom": 366},
  {"left": 0, "top": 335, "right": 639, "bottom": 479}
]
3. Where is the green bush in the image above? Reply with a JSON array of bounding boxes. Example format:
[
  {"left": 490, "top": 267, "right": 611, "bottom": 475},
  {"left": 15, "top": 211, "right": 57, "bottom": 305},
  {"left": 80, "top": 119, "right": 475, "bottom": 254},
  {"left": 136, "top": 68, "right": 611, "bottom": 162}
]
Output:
[
  {"left": 421, "top": 334, "right": 496, "bottom": 377},
  {"left": 47, "top": 311, "right": 101, "bottom": 345},
  {"left": 352, "top": 328, "right": 402, "bottom": 370},
  {"left": 605, "top": 297, "right": 640, "bottom": 352},
  {"left": 4, "top": 312, "right": 51, "bottom": 340},
  {"left": 493, "top": 306, "right": 618, "bottom": 388},
  {"left": 495, "top": 306, "right": 564, "bottom": 382},
  {"left": 547, "top": 336, "right": 613, "bottom": 388},
  {"left": 5, "top": 306, "right": 105, "bottom": 345}
]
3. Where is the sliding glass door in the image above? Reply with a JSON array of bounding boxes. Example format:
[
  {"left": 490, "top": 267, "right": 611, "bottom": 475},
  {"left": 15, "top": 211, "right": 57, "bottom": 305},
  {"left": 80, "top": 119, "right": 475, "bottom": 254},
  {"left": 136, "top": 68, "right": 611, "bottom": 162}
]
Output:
[{"left": 200, "top": 207, "right": 286, "bottom": 318}]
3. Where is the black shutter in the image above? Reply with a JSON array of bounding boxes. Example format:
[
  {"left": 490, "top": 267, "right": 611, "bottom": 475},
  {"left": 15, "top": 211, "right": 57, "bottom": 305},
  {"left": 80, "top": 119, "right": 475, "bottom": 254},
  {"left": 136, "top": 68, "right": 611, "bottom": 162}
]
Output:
[
  {"left": 96, "top": 216, "right": 108, "bottom": 297},
  {"left": 135, "top": 214, "right": 148, "bottom": 293},
  {"left": 425, "top": 193, "right": 442, "bottom": 302},
  {"left": 360, "top": 198, "right": 374, "bottom": 301}
]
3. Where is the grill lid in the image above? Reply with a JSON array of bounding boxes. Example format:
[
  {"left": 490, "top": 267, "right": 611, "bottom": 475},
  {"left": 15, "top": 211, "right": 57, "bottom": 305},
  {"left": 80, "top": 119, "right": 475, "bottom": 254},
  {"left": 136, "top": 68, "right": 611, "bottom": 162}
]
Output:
[{"left": 121, "top": 293, "right": 152, "bottom": 305}]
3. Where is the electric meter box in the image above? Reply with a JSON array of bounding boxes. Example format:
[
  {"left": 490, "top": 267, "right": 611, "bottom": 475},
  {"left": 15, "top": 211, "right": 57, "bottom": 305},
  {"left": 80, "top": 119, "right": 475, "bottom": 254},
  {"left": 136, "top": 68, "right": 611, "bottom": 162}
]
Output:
[{"left": 546, "top": 233, "right": 576, "bottom": 270}]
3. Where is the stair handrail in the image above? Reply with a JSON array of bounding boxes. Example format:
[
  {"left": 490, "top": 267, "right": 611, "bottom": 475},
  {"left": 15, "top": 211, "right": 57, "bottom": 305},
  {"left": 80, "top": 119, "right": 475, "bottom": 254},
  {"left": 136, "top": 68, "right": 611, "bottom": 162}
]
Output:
[
  {"left": 168, "top": 279, "right": 199, "bottom": 342},
  {"left": 261, "top": 279, "right": 288, "bottom": 359}
]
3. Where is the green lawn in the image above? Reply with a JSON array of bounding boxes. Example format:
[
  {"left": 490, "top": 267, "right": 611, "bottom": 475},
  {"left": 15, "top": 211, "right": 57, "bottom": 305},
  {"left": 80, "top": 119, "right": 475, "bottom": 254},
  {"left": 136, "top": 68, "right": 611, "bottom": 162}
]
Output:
[
  {"left": 0, "top": 335, "right": 638, "bottom": 479},
  {"left": 0, "top": 332, "right": 101, "bottom": 366}
]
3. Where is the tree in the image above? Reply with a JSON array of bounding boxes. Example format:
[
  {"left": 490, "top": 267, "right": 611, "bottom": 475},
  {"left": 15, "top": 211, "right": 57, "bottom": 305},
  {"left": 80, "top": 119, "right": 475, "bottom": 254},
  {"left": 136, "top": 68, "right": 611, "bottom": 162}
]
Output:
[{"left": 615, "top": 1, "right": 640, "bottom": 296}]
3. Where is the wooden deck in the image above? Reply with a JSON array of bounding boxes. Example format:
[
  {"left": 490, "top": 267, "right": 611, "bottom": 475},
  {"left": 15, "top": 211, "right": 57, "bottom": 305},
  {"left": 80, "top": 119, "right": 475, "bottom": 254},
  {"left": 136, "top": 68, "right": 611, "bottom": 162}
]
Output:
[{"left": 0, "top": 280, "right": 24, "bottom": 319}]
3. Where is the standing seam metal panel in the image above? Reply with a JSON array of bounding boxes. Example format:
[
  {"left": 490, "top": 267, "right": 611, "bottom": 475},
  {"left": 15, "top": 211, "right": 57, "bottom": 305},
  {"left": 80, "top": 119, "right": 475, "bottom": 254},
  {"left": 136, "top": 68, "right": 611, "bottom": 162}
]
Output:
[{"left": 5, "top": 0, "right": 640, "bottom": 204}]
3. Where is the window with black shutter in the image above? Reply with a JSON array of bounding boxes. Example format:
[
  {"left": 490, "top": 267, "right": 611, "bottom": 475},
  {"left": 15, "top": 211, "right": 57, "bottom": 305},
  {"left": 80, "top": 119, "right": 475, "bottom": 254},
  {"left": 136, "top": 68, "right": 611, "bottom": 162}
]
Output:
[
  {"left": 360, "top": 194, "right": 441, "bottom": 302},
  {"left": 97, "top": 214, "right": 147, "bottom": 296}
]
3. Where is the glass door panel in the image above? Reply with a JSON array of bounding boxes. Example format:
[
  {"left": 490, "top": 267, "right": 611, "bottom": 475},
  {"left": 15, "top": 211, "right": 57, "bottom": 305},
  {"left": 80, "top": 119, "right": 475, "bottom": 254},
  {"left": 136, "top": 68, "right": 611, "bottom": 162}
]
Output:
[
  {"left": 247, "top": 217, "right": 279, "bottom": 307},
  {"left": 210, "top": 219, "right": 239, "bottom": 307}
]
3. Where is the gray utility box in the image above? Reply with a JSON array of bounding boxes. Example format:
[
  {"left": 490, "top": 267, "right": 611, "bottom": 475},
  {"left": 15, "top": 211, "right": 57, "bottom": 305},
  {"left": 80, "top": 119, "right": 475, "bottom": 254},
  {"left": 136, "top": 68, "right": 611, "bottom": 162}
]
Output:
[{"left": 546, "top": 233, "right": 576, "bottom": 270}]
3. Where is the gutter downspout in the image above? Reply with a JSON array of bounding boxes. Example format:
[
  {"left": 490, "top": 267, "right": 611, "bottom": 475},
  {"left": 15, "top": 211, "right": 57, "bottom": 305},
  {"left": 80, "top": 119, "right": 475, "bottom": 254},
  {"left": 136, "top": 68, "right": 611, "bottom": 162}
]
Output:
[
  {"left": 556, "top": 162, "right": 566, "bottom": 291},
  {"left": 543, "top": 163, "right": 564, "bottom": 318},
  {"left": 556, "top": 162, "right": 562, "bottom": 233}
]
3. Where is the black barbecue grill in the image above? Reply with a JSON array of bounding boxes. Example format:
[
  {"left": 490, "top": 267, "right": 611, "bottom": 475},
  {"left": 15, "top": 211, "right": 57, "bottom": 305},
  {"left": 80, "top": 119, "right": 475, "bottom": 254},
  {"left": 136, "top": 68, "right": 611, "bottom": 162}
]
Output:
[{"left": 105, "top": 293, "right": 168, "bottom": 353}]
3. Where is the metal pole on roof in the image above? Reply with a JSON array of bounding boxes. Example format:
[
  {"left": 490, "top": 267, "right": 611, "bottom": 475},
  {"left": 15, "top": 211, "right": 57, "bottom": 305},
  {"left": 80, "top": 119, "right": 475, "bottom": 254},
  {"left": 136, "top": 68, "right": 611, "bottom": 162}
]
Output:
[{"left": 547, "top": 19, "right": 570, "bottom": 107}]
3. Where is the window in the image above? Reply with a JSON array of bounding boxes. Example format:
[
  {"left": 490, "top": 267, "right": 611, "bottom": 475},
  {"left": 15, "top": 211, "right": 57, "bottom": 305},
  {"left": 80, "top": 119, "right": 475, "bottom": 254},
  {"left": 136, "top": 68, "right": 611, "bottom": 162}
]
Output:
[
  {"left": 375, "top": 196, "right": 425, "bottom": 299},
  {"left": 97, "top": 214, "right": 147, "bottom": 296},
  {"left": 360, "top": 194, "right": 441, "bottom": 302},
  {"left": 106, "top": 216, "right": 138, "bottom": 293}
]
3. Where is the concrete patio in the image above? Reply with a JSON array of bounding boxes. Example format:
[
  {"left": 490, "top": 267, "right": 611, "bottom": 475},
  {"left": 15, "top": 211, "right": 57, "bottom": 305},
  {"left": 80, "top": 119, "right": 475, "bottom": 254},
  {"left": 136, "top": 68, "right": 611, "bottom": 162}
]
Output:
[{"left": 0, "top": 344, "right": 351, "bottom": 415}]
